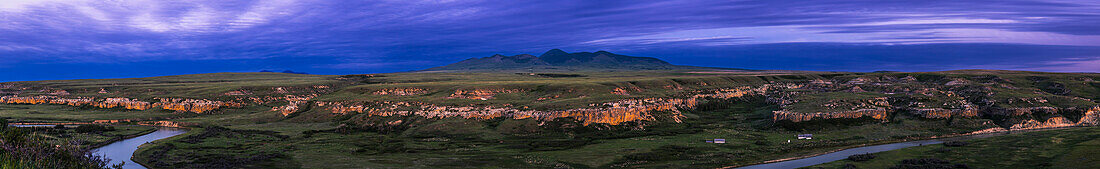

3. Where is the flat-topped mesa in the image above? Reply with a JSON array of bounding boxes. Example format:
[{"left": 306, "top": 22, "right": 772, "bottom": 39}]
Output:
[{"left": 772, "top": 109, "right": 890, "bottom": 122}]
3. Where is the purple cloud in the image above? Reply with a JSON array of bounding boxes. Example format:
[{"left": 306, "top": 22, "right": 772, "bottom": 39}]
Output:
[{"left": 0, "top": 0, "right": 1099, "bottom": 81}]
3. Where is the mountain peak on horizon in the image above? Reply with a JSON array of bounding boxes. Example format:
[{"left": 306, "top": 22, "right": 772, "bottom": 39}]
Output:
[
  {"left": 423, "top": 49, "right": 687, "bottom": 72},
  {"left": 540, "top": 49, "right": 569, "bottom": 57}
]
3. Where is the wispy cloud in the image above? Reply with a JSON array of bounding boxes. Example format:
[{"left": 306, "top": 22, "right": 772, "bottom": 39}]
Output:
[
  {"left": 1, "top": 0, "right": 1099, "bottom": 80},
  {"left": 1023, "top": 57, "right": 1100, "bottom": 72}
]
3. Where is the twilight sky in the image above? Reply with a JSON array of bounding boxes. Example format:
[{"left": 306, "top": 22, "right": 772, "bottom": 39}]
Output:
[{"left": 1, "top": 0, "right": 1099, "bottom": 81}]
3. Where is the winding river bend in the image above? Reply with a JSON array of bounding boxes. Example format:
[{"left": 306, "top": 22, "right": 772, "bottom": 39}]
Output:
[
  {"left": 733, "top": 128, "right": 1059, "bottom": 169},
  {"left": 92, "top": 128, "right": 187, "bottom": 169},
  {"left": 734, "top": 140, "right": 944, "bottom": 169}
]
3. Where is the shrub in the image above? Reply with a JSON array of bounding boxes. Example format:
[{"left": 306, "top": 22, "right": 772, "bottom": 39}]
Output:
[
  {"left": 891, "top": 158, "right": 969, "bottom": 169},
  {"left": 75, "top": 125, "right": 113, "bottom": 133},
  {"left": 847, "top": 153, "right": 876, "bottom": 162},
  {"left": 934, "top": 148, "right": 952, "bottom": 153},
  {"left": 843, "top": 164, "right": 859, "bottom": 169},
  {"left": 943, "top": 141, "right": 969, "bottom": 147},
  {"left": 0, "top": 127, "right": 115, "bottom": 169}
]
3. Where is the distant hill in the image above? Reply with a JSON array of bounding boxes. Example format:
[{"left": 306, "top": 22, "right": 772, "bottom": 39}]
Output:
[
  {"left": 423, "top": 49, "right": 718, "bottom": 71},
  {"left": 260, "top": 70, "right": 309, "bottom": 74}
]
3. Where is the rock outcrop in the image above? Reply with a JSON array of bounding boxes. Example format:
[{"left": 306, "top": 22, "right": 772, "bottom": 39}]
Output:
[
  {"left": 772, "top": 109, "right": 890, "bottom": 122},
  {"left": 449, "top": 88, "right": 525, "bottom": 100},
  {"left": 1009, "top": 116, "right": 1076, "bottom": 130},
  {"left": 373, "top": 88, "right": 428, "bottom": 96},
  {"left": 270, "top": 95, "right": 316, "bottom": 116},
  {"left": 909, "top": 108, "right": 980, "bottom": 119},
  {"left": 0, "top": 95, "right": 238, "bottom": 113},
  {"left": 316, "top": 85, "right": 786, "bottom": 125},
  {"left": 320, "top": 98, "right": 696, "bottom": 125}
]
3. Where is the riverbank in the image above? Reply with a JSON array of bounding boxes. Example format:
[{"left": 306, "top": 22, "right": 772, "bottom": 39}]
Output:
[
  {"left": 723, "top": 126, "right": 1091, "bottom": 169},
  {"left": 94, "top": 128, "right": 189, "bottom": 169},
  {"left": 10, "top": 122, "right": 182, "bottom": 149},
  {"left": 808, "top": 126, "right": 1100, "bottom": 168},
  {"left": 83, "top": 126, "right": 158, "bottom": 151}
]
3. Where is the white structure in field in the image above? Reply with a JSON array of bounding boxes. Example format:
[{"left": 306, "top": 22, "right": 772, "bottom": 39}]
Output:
[
  {"left": 707, "top": 139, "right": 726, "bottom": 143},
  {"left": 797, "top": 134, "right": 813, "bottom": 140}
]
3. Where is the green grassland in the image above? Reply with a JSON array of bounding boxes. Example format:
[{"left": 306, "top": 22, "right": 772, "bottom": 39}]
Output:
[
  {"left": 0, "top": 104, "right": 184, "bottom": 122},
  {"left": 39, "top": 125, "right": 157, "bottom": 149},
  {"left": 3, "top": 72, "right": 347, "bottom": 99},
  {"left": 808, "top": 127, "right": 1100, "bottom": 169},
  {"left": 317, "top": 70, "right": 802, "bottom": 110},
  {"left": 129, "top": 98, "right": 1011, "bottom": 168},
  {"left": 2, "top": 69, "right": 1099, "bottom": 168}
]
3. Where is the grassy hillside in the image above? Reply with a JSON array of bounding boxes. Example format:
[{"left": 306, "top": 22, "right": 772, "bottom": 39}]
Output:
[
  {"left": 2, "top": 72, "right": 347, "bottom": 99},
  {"left": 1, "top": 70, "right": 1098, "bottom": 168},
  {"left": 0, "top": 119, "right": 116, "bottom": 169},
  {"left": 808, "top": 127, "right": 1100, "bottom": 169}
]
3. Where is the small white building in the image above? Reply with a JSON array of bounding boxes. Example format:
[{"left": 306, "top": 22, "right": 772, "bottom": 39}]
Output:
[
  {"left": 707, "top": 139, "right": 726, "bottom": 143},
  {"left": 797, "top": 134, "right": 813, "bottom": 140}
]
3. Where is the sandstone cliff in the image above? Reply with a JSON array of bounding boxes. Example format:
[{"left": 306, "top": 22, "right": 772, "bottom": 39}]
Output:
[{"left": 0, "top": 95, "right": 238, "bottom": 113}]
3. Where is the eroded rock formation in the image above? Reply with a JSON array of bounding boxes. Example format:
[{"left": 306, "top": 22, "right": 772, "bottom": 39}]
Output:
[
  {"left": 909, "top": 108, "right": 980, "bottom": 119},
  {"left": 316, "top": 85, "right": 788, "bottom": 125},
  {"left": 320, "top": 98, "right": 696, "bottom": 125},
  {"left": 270, "top": 95, "right": 316, "bottom": 116},
  {"left": 373, "top": 88, "right": 428, "bottom": 96},
  {"left": 1009, "top": 116, "right": 1076, "bottom": 130},
  {"left": 772, "top": 109, "right": 890, "bottom": 122},
  {"left": 449, "top": 88, "right": 524, "bottom": 100},
  {"left": 0, "top": 95, "right": 238, "bottom": 113}
]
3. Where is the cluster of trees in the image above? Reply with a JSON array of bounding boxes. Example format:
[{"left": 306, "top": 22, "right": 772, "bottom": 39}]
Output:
[
  {"left": 0, "top": 119, "right": 120, "bottom": 169},
  {"left": 848, "top": 153, "right": 877, "bottom": 162}
]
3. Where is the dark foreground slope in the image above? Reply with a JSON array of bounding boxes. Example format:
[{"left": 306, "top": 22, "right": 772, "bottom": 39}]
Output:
[
  {"left": 810, "top": 127, "right": 1100, "bottom": 169},
  {"left": 0, "top": 119, "right": 116, "bottom": 169},
  {"left": 0, "top": 70, "right": 1098, "bottom": 168}
]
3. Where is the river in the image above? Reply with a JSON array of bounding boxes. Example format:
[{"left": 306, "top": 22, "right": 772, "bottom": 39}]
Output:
[
  {"left": 734, "top": 140, "right": 943, "bottom": 169},
  {"left": 92, "top": 128, "right": 187, "bottom": 169},
  {"left": 733, "top": 128, "right": 1053, "bottom": 169}
]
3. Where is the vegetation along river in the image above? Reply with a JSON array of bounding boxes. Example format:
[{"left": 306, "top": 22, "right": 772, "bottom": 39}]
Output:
[
  {"left": 92, "top": 128, "right": 187, "bottom": 169},
  {"left": 734, "top": 127, "right": 1064, "bottom": 169}
]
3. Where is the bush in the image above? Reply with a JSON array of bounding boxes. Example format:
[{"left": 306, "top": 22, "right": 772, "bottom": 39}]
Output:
[
  {"left": 75, "top": 125, "right": 113, "bottom": 133},
  {"left": 934, "top": 148, "right": 952, "bottom": 153},
  {"left": 891, "top": 158, "right": 969, "bottom": 169},
  {"left": 943, "top": 141, "right": 969, "bottom": 147},
  {"left": 0, "top": 127, "right": 115, "bottom": 169},
  {"left": 623, "top": 145, "right": 702, "bottom": 161},
  {"left": 847, "top": 153, "right": 876, "bottom": 162},
  {"left": 843, "top": 164, "right": 859, "bottom": 169}
]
